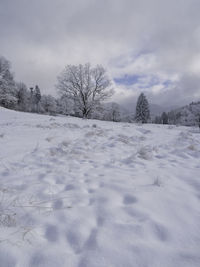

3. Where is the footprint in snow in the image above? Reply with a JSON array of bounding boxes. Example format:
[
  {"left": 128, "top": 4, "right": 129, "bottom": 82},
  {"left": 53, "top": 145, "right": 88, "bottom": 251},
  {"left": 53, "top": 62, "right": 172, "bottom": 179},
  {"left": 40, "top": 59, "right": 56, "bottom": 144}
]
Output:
[
  {"left": 52, "top": 199, "right": 63, "bottom": 210},
  {"left": 66, "top": 231, "right": 83, "bottom": 254},
  {"left": 125, "top": 207, "right": 149, "bottom": 222},
  {"left": 38, "top": 173, "right": 45, "bottom": 180},
  {"left": 83, "top": 228, "right": 98, "bottom": 251},
  {"left": 96, "top": 215, "right": 105, "bottom": 227},
  {"left": 99, "top": 182, "right": 105, "bottom": 187},
  {"left": 137, "top": 128, "right": 152, "bottom": 134},
  {"left": 88, "top": 189, "right": 95, "bottom": 194},
  {"left": 123, "top": 194, "right": 137, "bottom": 205},
  {"left": 1, "top": 170, "right": 10, "bottom": 177},
  {"left": 151, "top": 222, "right": 169, "bottom": 242},
  {"left": 65, "top": 184, "right": 75, "bottom": 191},
  {"left": 45, "top": 224, "right": 59, "bottom": 242}
]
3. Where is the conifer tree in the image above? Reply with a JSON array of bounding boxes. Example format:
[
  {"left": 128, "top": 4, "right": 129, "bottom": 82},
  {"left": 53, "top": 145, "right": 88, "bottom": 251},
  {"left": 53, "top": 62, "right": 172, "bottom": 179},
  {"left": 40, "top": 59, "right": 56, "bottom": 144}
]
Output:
[
  {"left": 135, "top": 93, "right": 150, "bottom": 123},
  {"left": 34, "top": 85, "right": 41, "bottom": 112},
  {"left": 16, "top": 82, "right": 28, "bottom": 111},
  {"left": 161, "top": 112, "right": 168, "bottom": 124}
]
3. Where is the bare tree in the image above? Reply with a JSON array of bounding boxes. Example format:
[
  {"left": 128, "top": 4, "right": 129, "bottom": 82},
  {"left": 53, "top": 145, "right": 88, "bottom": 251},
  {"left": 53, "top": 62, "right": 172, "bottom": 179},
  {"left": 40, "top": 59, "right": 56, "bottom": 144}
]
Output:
[{"left": 56, "top": 63, "right": 113, "bottom": 118}]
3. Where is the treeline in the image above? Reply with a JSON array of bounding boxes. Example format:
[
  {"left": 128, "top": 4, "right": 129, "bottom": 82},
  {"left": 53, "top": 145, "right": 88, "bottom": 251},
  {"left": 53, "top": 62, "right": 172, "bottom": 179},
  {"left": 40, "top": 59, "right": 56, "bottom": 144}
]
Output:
[
  {"left": 0, "top": 56, "right": 134, "bottom": 121},
  {"left": 0, "top": 56, "right": 77, "bottom": 116},
  {"left": 154, "top": 102, "right": 200, "bottom": 127},
  {"left": 1, "top": 55, "right": 200, "bottom": 126}
]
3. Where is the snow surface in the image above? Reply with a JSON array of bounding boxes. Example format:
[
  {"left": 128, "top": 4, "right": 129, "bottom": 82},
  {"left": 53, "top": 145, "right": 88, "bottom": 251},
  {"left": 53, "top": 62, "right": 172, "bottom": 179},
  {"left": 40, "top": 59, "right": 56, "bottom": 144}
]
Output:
[{"left": 0, "top": 107, "right": 200, "bottom": 267}]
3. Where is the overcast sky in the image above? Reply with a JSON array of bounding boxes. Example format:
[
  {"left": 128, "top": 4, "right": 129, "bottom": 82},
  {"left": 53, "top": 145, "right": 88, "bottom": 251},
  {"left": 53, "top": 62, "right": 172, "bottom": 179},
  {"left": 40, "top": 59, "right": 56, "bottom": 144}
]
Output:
[{"left": 1, "top": 0, "right": 200, "bottom": 108}]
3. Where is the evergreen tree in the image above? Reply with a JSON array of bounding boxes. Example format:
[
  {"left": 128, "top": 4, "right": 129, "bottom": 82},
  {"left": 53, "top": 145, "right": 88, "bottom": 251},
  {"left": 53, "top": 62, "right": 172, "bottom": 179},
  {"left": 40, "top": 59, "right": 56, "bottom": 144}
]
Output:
[
  {"left": 161, "top": 112, "right": 168, "bottom": 124},
  {"left": 16, "top": 82, "right": 28, "bottom": 111},
  {"left": 34, "top": 85, "right": 41, "bottom": 104},
  {"left": 154, "top": 116, "right": 162, "bottom": 124},
  {"left": 196, "top": 113, "right": 200, "bottom": 128},
  {"left": 135, "top": 93, "right": 150, "bottom": 123},
  {"left": 29, "top": 87, "right": 34, "bottom": 112},
  {"left": 34, "top": 85, "right": 41, "bottom": 112}
]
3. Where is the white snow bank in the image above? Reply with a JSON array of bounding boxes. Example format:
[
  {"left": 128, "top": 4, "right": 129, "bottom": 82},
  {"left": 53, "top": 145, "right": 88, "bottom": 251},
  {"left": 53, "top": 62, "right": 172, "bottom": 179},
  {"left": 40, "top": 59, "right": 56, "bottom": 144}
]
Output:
[{"left": 0, "top": 107, "right": 200, "bottom": 267}]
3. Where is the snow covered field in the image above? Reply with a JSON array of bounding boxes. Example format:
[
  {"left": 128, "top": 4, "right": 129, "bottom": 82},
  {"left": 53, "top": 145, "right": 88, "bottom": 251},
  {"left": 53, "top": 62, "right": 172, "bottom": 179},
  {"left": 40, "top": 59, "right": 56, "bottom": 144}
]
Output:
[{"left": 0, "top": 107, "right": 200, "bottom": 267}]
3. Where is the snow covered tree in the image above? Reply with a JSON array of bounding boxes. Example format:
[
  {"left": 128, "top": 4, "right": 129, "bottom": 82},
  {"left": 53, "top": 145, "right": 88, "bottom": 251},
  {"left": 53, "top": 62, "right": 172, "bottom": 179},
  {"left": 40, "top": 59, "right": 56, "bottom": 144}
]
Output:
[
  {"left": 168, "top": 110, "right": 177, "bottom": 124},
  {"left": 109, "top": 102, "right": 121, "bottom": 122},
  {"left": 197, "top": 114, "right": 200, "bottom": 128},
  {"left": 34, "top": 85, "right": 41, "bottom": 112},
  {"left": 154, "top": 116, "right": 162, "bottom": 124},
  {"left": 16, "top": 82, "right": 29, "bottom": 111},
  {"left": 29, "top": 87, "right": 35, "bottom": 112},
  {"left": 56, "top": 63, "right": 113, "bottom": 118},
  {"left": 161, "top": 112, "right": 168, "bottom": 124},
  {"left": 90, "top": 104, "right": 105, "bottom": 120},
  {"left": 102, "top": 102, "right": 121, "bottom": 122},
  {"left": 135, "top": 93, "right": 150, "bottom": 123},
  {"left": 56, "top": 96, "right": 75, "bottom": 115},
  {"left": 0, "top": 56, "right": 17, "bottom": 109},
  {"left": 41, "top": 95, "right": 57, "bottom": 114}
]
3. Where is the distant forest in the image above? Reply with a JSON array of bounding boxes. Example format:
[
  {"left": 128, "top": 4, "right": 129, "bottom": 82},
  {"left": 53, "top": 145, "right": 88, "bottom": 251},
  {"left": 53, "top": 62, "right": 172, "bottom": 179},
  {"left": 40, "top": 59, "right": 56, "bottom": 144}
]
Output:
[{"left": 1, "top": 55, "right": 200, "bottom": 127}]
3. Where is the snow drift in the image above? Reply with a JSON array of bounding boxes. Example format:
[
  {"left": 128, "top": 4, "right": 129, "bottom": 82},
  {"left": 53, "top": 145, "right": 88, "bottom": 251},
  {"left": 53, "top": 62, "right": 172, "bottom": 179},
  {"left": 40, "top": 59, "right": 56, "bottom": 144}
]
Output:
[{"left": 0, "top": 107, "right": 200, "bottom": 267}]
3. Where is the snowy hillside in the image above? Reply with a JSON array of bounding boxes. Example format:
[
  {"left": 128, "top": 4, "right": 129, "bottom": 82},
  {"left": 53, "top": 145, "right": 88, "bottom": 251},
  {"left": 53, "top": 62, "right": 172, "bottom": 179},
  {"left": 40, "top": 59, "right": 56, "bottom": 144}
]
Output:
[{"left": 0, "top": 107, "right": 200, "bottom": 267}]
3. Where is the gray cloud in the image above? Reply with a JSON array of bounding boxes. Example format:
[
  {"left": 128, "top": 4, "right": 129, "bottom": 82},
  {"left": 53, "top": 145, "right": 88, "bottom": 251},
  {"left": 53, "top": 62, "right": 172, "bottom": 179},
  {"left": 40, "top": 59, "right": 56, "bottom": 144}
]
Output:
[{"left": 0, "top": 0, "right": 200, "bottom": 105}]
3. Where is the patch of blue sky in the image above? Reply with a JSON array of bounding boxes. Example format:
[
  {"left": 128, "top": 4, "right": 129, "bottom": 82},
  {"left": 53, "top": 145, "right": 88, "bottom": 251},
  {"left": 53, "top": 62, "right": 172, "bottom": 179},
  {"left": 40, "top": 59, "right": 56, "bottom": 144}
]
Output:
[
  {"left": 132, "top": 49, "right": 154, "bottom": 59},
  {"left": 146, "top": 75, "right": 161, "bottom": 87},
  {"left": 114, "top": 75, "right": 141, "bottom": 86},
  {"left": 114, "top": 74, "right": 161, "bottom": 88},
  {"left": 163, "top": 80, "right": 173, "bottom": 87},
  {"left": 109, "top": 49, "right": 154, "bottom": 69}
]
